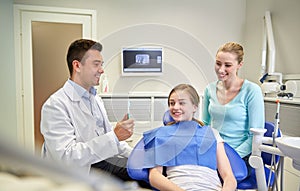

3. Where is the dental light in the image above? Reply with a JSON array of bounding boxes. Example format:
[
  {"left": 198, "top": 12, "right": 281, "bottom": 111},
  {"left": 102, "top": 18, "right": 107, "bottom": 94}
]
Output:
[{"left": 260, "top": 11, "right": 285, "bottom": 96}]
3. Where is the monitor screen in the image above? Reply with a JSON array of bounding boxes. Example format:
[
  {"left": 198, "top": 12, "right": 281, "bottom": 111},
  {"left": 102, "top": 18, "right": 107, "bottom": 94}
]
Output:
[{"left": 121, "top": 47, "right": 163, "bottom": 76}]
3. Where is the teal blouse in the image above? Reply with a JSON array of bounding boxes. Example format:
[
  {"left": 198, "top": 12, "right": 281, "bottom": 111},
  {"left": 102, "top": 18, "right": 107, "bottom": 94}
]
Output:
[{"left": 202, "top": 80, "right": 265, "bottom": 158}]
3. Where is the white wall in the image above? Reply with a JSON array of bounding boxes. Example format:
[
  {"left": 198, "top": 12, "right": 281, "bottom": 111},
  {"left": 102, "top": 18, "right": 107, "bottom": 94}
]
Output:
[
  {"left": 243, "top": 0, "right": 300, "bottom": 84},
  {"left": 95, "top": 0, "right": 245, "bottom": 95},
  {"left": 12, "top": 0, "right": 246, "bottom": 96},
  {"left": 0, "top": 0, "right": 17, "bottom": 140}
]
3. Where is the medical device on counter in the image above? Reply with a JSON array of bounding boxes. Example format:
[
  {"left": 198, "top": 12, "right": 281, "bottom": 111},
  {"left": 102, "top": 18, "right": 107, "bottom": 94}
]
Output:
[
  {"left": 260, "top": 11, "right": 281, "bottom": 93},
  {"left": 259, "top": 11, "right": 295, "bottom": 99},
  {"left": 101, "top": 74, "right": 109, "bottom": 93}
]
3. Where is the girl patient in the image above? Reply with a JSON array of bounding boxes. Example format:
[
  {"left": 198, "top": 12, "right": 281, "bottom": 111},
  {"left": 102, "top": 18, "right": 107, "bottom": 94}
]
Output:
[{"left": 142, "top": 84, "right": 236, "bottom": 191}]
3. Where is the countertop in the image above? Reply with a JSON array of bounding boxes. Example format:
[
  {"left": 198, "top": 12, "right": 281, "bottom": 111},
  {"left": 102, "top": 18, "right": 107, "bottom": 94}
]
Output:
[{"left": 264, "top": 96, "right": 300, "bottom": 105}]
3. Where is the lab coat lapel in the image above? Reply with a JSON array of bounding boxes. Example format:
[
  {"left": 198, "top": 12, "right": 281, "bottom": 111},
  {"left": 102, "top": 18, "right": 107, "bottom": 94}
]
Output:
[
  {"left": 63, "top": 81, "right": 92, "bottom": 116},
  {"left": 95, "top": 96, "right": 112, "bottom": 133}
]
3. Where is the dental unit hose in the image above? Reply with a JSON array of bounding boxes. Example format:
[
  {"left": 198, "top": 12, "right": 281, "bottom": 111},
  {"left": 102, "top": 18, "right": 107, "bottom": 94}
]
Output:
[
  {"left": 274, "top": 100, "right": 280, "bottom": 140},
  {"left": 268, "top": 99, "right": 281, "bottom": 189}
]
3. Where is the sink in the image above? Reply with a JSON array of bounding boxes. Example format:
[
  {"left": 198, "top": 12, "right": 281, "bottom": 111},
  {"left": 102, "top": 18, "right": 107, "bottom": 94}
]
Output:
[{"left": 276, "top": 137, "right": 300, "bottom": 170}]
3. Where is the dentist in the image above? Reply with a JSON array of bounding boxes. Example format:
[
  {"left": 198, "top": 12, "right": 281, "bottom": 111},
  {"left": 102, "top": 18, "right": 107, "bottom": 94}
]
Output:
[{"left": 40, "top": 39, "right": 134, "bottom": 181}]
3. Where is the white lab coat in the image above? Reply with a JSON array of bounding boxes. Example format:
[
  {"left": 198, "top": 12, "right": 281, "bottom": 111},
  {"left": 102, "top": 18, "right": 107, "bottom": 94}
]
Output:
[{"left": 40, "top": 80, "right": 132, "bottom": 173}]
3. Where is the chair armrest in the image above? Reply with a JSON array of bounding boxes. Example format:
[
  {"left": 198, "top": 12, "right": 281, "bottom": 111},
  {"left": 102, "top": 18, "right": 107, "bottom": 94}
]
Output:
[
  {"left": 224, "top": 142, "right": 248, "bottom": 181},
  {"left": 250, "top": 128, "right": 267, "bottom": 156}
]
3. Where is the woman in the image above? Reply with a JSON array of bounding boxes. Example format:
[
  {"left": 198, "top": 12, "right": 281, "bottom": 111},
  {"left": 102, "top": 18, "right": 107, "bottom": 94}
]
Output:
[
  {"left": 202, "top": 42, "right": 265, "bottom": 174},
  {"left": 144, "top": 84, "right": 236, "bottom": 191}
]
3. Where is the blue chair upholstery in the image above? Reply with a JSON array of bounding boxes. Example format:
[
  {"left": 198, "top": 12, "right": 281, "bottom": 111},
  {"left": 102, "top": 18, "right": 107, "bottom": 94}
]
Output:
[
  {"left": 237, "top": 121, "right": 282, "bottom": 189},
  {"left": 127, "top": 138, "right": 149, "bottom": 183},
  {"left": 224, "top": 142, "right": 248, "bottom": 181}
]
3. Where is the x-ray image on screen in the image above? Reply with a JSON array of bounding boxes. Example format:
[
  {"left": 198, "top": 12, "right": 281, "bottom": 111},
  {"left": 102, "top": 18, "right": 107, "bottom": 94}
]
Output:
[
  {"left": 122, "top": 47, "right": 163, "bottom": 76},
  {"left": 135, "top": 54, "right": 150, "bottom": 64}
]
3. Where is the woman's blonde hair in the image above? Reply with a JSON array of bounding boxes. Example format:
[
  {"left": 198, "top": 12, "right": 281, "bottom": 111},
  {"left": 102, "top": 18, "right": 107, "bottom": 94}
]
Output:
[{"left": 216, "top": 42, "right": 244, "bottom": 63}]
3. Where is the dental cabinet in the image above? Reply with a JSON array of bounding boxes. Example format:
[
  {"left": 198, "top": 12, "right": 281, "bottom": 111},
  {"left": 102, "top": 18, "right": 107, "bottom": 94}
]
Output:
[
  {"left": 264, "top": 97, "right": 300, "bottom": 137},
  {"left": 100, "top": 93, "right": 169, "bottom": 127}
]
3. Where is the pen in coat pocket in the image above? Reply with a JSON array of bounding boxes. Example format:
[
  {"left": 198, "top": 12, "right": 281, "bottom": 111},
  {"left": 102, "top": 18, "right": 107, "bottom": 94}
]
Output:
[{"left": 95, "top": 129, "right": 99, "bottom": 136}]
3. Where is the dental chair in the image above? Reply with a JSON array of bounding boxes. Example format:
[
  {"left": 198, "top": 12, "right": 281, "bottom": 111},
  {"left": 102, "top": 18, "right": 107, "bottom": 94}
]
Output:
[
  {"left": 239, "top": 122, "right": 284, "bottom": 191},
  {"left": 127, "top": 110, "right": 248, "bottom": 186},
  {"left": 161, "top": 112, "right": 284, "bottom": 191}
]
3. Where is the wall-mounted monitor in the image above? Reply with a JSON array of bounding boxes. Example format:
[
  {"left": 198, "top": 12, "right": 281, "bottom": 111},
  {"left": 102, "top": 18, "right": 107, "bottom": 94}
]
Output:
[{"left": 121, "top": 47, "right": 163, "bottom": 76}]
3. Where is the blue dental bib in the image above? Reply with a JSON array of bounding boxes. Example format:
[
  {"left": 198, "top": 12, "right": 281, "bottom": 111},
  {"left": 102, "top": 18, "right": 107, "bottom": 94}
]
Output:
[{"left": 143, "top": 120, "right": 217, "bottom": 170}]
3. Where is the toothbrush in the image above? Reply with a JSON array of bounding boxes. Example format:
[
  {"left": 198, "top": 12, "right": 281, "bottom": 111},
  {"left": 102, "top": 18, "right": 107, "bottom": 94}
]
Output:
[{"left": 127, "top": 98, "right": 130, "bottom": 119}]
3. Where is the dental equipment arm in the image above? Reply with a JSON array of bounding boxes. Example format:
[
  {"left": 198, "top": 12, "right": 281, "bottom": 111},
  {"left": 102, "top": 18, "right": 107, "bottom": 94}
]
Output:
[
  {"left": 249, "top": 128, "right": 268, "bottom": 191},
  {"left": 249, "top": 127, "right": 285, "bottom": 191}
]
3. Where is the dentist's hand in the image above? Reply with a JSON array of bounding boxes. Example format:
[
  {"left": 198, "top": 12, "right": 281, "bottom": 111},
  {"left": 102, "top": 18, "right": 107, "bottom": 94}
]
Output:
[{"left": 114, "top": 114, "right": 134, "bottom": 141}]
